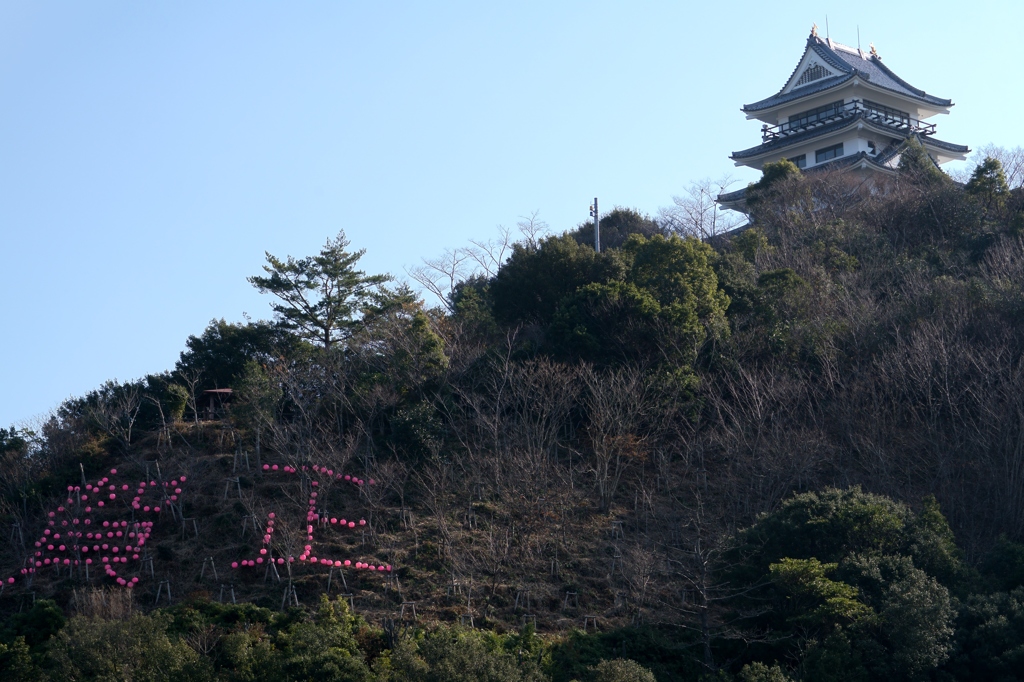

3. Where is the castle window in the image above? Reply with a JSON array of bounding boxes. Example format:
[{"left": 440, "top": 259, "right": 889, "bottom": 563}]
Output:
[
  {"left": 783, "top": 101, "right": 845, "bottom": 133},
  {"left": 788, "top": 154, "right": 807, "bottom": 169},
  {"left": 862, "top": 99, "right": 911, "bottom": 127},
  {"left": 815, "top": 143, "right": 844, "bottom": 163}
]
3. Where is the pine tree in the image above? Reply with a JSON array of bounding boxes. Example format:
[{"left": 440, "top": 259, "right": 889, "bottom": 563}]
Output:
[{"left": 248, "top": 231, "right": 390, "bottom": 350}]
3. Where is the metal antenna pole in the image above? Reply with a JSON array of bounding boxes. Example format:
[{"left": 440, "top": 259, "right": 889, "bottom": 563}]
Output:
[{"left": 590, "top": 198, "right": 600, "bottom": 253}]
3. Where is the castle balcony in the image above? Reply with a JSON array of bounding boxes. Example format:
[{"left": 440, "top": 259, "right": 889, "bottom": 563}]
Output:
[{"left": 761, "top": 100, "right": 935, "bottom": 143}]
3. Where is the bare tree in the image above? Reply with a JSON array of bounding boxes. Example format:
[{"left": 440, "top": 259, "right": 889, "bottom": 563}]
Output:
[
  {"left": 90, "top": 381, "right": 142, "bottom": 454},
  {"left": 410, "top": 214, "right": 548, "bottom": 309},
  {"left": 407, "top": 248, "right": 474, "bottom": 313},
  {"left": 582, "top": 365, "right": 653, "bottom": 513},
  {"left": 661, "top": 176, "right": 745, "bottom": 239},
  {"left": 178, "top": 368, "right": 204, "bottom": 428},
  {"left": 515, "top": 210, "right": 549, "bottom": 249}
]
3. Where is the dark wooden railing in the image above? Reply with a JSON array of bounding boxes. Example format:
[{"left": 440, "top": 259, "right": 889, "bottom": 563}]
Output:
[{"left": 761, "top": 101, "right": 936, "bottom": 142}]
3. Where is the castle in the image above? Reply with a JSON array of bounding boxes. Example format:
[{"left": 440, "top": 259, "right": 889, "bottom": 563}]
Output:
[{"left": 718, "top": 27, "right": 968, "bottom": 213}]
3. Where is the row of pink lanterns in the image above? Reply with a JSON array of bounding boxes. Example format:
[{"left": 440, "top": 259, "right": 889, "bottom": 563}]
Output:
[
  {"left": 5, "top": 468, "right": 186, "bottom": 588},
  {"left": 232, "top": 463, "right": 391, "bottom": 576}
]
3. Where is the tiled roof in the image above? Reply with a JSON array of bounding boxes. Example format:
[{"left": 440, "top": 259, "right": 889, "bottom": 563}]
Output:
[
  {"left": 743, "top": 74, "right": 854, "bottom": 111},
  {"left": 717, "top": 187, "right": 748, "bottom": 203},
  {"left": 732, "top": 112, "right": 862, "bottom": 159},
  {"left": 730, "top": 113, "right": 968, "bottom": 160},
  {"left": 716, "top": 152, "right": 884, "bottom": 205},
  {"left": 742, "top": 34, "right": 953, "bottom": 112},
  {"left": 922, "top": 135, "right": 970, "bottom": 153},
  {"left": 716, "top": 140, "right": 968, "bottom": 206}
]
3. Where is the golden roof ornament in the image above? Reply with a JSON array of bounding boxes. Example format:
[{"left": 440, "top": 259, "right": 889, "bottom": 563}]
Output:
[
  {"left": 811, "top": 23, "right": 818, "bottom": 37},
  {"left": 869, "top": 43, "right": 879, "bottom": 58}
]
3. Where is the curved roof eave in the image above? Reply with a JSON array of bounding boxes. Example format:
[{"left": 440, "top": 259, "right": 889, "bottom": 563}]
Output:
[{"left": 730, "top": 114, "right": 968, "bottom": 161}]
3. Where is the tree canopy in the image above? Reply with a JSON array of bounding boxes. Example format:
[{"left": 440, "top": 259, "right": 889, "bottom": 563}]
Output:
[{"left": 248, "top": 231, "right": 390, "bottom": 350}]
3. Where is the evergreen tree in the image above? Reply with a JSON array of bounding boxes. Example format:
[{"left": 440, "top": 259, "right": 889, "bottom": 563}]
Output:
[
  {"left": 248, "top": 231, "right": 390, "bottom": 350},
  {"left": 965, "top": 156, "right": 1010, "bottom": 214}
]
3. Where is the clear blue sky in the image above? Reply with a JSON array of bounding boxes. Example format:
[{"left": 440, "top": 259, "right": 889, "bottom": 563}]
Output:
[{"left": 2, "top": 1, "right": 1019, "bottom": 426}]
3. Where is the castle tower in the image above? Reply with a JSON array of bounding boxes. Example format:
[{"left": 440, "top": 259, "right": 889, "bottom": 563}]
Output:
[{"left": 718, "top": 27, "right": 969, "bottom": 212}]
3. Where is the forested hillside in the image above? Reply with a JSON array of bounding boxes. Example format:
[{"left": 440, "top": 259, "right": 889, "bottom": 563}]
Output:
[{"left": 3, "top": 145, "right": 1024, "bottom": 681}]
